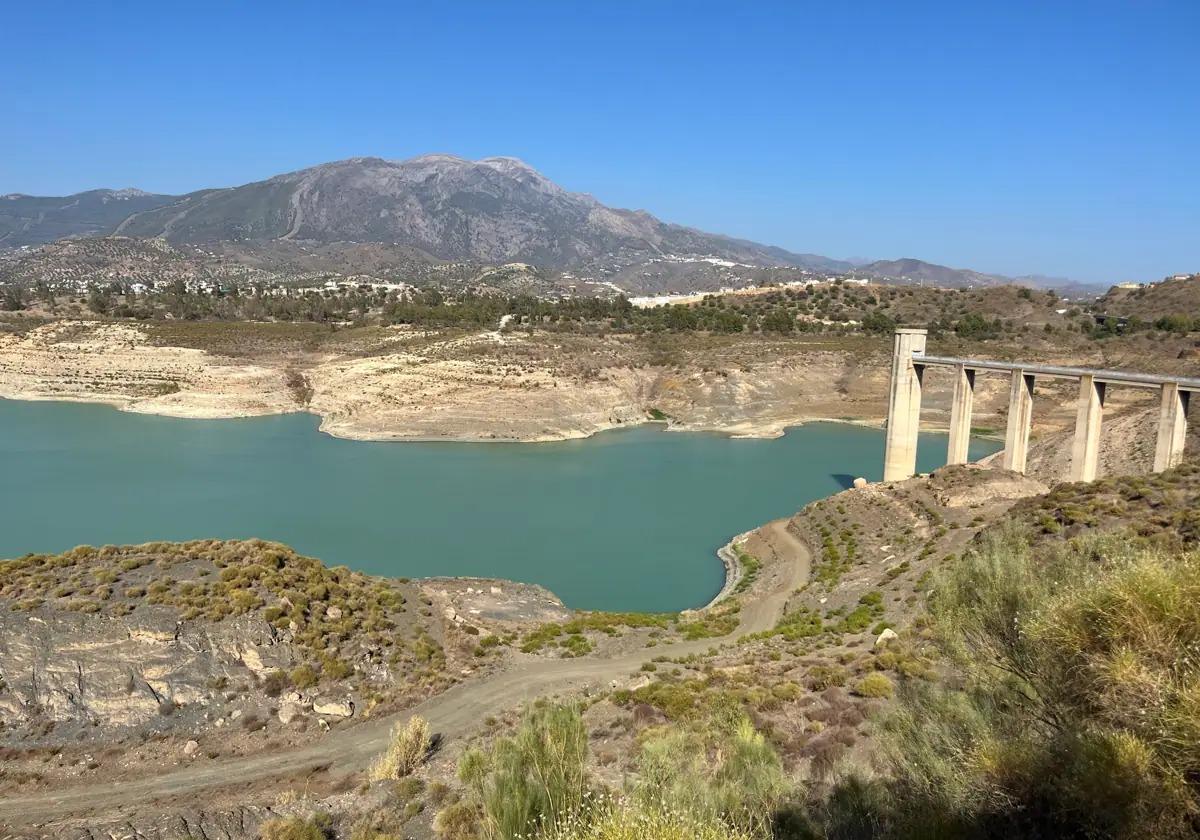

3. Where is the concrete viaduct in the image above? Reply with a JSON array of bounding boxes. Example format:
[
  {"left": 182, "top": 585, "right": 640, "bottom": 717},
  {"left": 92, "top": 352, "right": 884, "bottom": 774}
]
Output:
[{"left": 883, "top": 328, "right": 1197, "bottom": 483}]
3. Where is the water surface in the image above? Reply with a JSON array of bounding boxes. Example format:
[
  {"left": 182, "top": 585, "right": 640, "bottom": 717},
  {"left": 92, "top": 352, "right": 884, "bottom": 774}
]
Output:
[{"left": 0, "top": 400, "right": 999, "bottom": 611}]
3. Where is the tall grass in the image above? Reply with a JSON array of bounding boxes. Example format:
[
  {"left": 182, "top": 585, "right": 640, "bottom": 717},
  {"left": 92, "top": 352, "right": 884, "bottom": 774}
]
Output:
[
  {"left": 633, "top": 713, "right": 787, "bottom": 837},
  {"left": 541, "top": 796, "right": 755, "bottom": 840},
  {"left": 458, "top": 703, "right": 590, "bottom": 840},
  {"left": 369, "top": 715, "right": 432, "bottom": 781},
  {"left": 833, "top": 525, "right": 1200, "bottom": 838}
]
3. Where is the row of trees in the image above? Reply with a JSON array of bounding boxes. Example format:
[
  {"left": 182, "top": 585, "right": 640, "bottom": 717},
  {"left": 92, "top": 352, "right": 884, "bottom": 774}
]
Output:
[{"left": 4, "top": 278, "right": 1194, "bottom": 341}]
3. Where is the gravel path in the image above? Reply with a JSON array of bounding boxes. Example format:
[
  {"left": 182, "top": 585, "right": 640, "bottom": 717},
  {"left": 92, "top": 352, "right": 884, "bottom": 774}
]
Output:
[{"left": 0, "top": 519, "right": 809, "bottom": 827}]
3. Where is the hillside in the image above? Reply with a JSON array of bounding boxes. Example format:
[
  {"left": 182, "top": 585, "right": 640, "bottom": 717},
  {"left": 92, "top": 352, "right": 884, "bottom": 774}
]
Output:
[
  {"left": 0, "top": 157, "right": 1094, "bottom": 294},
  {"left": 111, "top": 155, "right": 832, "bottom": 272},
  {"left": 0, "top": 189, "right": 176, "bottom": 248},
  {"left": 1095, "top": 272, "right": 1200, "bottom": 322}
]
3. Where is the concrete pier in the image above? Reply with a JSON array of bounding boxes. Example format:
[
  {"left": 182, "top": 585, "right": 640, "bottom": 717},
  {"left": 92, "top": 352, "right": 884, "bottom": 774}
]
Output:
[
  {"left": 882, "top": 328, "right": 927, "bottom": 482},
  {"left": 1002, "top": 370, "right": 1035, "bottom": 474},
  {"left": 883, "top": 329, "right": 1197, "bottom": 483},
  {"left": 1069, "top": 374, "right": 1105, "bottom": 482},
  {"left": 1154, "top": 382, "right": 1189, "bottom": 472},
  {"left": 946, "top": 364, "right": 975, "bottom": 466}
]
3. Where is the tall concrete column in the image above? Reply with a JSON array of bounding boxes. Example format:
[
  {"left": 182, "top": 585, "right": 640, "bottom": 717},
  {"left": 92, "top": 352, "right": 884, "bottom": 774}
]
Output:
[
  {"left": 883, "top": 328, "right": 927, "bottom": 482},
  {"left": 946, "top": 364, "right": 975, "bottom": 466},
  {"left": 1069, "top": 374, "right": 1105, "bottom": 482},
  {"left": 1002, "top": 369, "right": 1035, "bottom": 474},
  {"left": 1153, "top": 382, "right": 1189, "bottom": 472}
]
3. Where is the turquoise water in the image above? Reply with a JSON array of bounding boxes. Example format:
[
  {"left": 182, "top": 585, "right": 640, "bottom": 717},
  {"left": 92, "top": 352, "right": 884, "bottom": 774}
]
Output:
[{"left": 0, "top": 399, "right": 999, "bottom": 612}]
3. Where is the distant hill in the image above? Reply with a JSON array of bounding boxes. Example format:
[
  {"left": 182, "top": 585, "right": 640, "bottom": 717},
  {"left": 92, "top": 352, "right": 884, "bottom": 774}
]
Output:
[
  {"left": 1096, "top": 273, "right": 1200, "bottom": 320},
  {"left": 0, "top": 189, "right": 176, "bottom": 248}
]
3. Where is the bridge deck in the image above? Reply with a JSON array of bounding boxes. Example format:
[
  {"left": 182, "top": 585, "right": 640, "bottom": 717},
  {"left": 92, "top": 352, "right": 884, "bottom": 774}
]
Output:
[{"left": 912, "top": 354, "right": 1200, "bottom": 392}]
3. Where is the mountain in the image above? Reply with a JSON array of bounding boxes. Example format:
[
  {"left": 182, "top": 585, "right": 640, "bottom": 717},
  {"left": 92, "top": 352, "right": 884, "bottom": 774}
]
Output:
[
  {"left": 2, "top": 156, "right": 1086, "bottom": 293},
  {"left": 0, "top": 189, "right": 176, "bottom": 248},
  {"left": 113, "top": 155, "right": 842, "bottom": 273},
  {"left": 856, "top": 257, "right": 1008, "bottom": 288}
]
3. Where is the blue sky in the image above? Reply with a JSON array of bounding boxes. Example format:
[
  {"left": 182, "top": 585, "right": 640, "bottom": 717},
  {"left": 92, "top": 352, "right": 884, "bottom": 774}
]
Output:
[{"left": 3, "top": 1, "right": 1197, "bottom": 283}]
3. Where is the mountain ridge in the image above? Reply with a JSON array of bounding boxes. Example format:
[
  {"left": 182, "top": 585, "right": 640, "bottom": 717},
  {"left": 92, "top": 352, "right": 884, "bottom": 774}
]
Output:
[{"left": 1, "top": 155, "right": 1094, "bottom": 290}]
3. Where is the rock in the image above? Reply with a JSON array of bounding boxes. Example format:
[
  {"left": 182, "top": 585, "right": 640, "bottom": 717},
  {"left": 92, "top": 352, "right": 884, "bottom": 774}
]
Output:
[
  {"left": 490, "top": 586, "right": 502, "bottom": 595},
  {"left": 325, "top": 605, "right": 343, "bottom": 621},
  {"left": 239, "top": 646, "right": 266, "bottom": 675},
  {"left": 230, "top": 709, "right": 243, "bottom": 720},
  {"left": 874, "top": 628, "right": 898, "bottom": 648},
  {"left": 278, "top": 701, "right": 305, "bottom": 725},
  {"left": 318, "top": 718, "right": 331, "bottom": 732},
  {"left": 852, "top": 476, "right": 868, "bottom": 488},
  {"left": 313, "top": 699, "right": 354, "bottom": 718},
  {"left": 628, "top": 676, "right": 652, "bottom": 691},
  {"left": 183, "top": 740, "right": 199, "bottom": 757}
]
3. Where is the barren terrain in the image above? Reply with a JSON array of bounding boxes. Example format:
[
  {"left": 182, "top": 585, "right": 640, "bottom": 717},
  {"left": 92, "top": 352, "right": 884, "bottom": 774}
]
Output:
[{"left": 3, "top": 317, "right": 1189, "bottom": 447}]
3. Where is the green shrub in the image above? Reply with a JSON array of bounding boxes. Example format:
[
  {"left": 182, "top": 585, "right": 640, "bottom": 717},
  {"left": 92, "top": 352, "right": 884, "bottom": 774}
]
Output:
[
  {"left": 259, "top": 813, "right": 333, "bottom": 840},
  {"left": 458, "top": 703, "right": 589, "bottom": 840},
  {"left": 846, "top": 526, "right": 1200, "bottom": 838},
  {"left": 632, "top": 713, "right": 786, "bottom": 837},
  {"left": 543, "top": 799, "right": 754, "bottom": 840},
  {"left": 853, "top": 673, "right": 894, "bottom": 699}
]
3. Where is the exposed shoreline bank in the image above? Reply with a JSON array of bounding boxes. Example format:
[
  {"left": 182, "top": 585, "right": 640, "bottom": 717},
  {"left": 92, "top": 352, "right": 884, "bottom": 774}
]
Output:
[{"left": 0, "top": 391, "right": 985, "bottom": 615}]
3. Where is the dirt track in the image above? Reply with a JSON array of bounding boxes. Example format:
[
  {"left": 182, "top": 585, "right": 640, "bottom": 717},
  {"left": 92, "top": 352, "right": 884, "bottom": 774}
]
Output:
[{"left": 0, "top": 520, "right": 809, "bottom": 827}]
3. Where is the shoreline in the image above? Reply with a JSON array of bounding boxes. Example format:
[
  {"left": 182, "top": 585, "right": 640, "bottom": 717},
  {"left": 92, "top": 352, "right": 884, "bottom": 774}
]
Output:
[
  {"left": 0, "top": 388, "right": 894, "bottom": 444},
  {"left": 0, "top": 392, "right": 994, "bottom": 615},
  {"left": 704, "top": 529, "right": 755, "bottom": 611}
]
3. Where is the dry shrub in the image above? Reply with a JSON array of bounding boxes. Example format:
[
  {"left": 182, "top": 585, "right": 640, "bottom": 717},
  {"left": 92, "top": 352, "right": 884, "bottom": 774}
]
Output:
[{"left": 370, "top": 715, "right": 432, "bottom": 781}]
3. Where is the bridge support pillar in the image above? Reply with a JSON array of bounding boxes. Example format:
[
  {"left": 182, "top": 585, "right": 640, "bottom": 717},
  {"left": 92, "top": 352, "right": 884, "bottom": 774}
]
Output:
[
  {"left": 1069, "top": 374, "right": 1105, "bottom": 482},
  {"left": 883, "top": 329, "right": 927, "bottom": 482},
  {"left": 1002, "top": 369, "right": 1035, "bottom": 474},
  {"left": 946, "top": 364, "right": 975, "bottom": 466},
  {"left": 1154, "top": 382, "right": 1189, "bottom": 472}
]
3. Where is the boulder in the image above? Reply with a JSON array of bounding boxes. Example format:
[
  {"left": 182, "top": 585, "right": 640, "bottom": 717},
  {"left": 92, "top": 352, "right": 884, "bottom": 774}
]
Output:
[
  {"left": 313, "top": 699, "right": 354, "bottom": 718},
  {"left": 852, "top": 476, "right": 868, "bottom": 489},
  {"left": 278, "top": 701, "right": 305, "bottom": 725},
  {"left": 183, "top": 740, "right": 199, "bottom": 757},
  {"left": 874, "top": 628, "right": 898, "bottom": 648}
]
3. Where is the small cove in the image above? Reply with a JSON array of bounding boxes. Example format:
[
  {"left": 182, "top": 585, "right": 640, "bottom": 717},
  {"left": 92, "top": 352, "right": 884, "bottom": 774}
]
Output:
[{"left": 0, "top": 399, "right": 1001, "bottom": 612}]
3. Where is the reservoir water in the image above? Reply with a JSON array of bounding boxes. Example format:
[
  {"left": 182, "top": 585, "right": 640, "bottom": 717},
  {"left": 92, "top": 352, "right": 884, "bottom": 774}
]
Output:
[{"left": 0, "top": 399, "right": 1000, "bottom": 612}]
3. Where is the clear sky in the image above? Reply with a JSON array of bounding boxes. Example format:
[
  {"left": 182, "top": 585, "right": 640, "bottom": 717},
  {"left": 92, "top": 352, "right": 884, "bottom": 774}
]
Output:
[{"left": 3, "top": 1, "right": 1197, "bottom": 283}]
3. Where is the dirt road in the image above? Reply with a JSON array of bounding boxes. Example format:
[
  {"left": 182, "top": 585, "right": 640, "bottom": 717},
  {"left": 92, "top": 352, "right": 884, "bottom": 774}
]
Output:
[{"left": 0, "top": 520, "right": 809, "bottom": 827}]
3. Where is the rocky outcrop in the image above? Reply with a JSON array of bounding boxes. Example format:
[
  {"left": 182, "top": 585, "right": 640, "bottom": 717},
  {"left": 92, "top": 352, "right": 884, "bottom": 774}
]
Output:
[{"left": 0, "top": 608, "right": 290, "bottom": 740}]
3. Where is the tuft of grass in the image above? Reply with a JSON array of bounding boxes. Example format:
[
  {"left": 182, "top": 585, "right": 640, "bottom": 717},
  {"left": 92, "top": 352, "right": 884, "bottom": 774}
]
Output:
[
  {"left": 853, "top": 673, "right": 894, "bottom": 699},
  {"left": 370, "top": 716, "right": 432, "bottom": 781}
]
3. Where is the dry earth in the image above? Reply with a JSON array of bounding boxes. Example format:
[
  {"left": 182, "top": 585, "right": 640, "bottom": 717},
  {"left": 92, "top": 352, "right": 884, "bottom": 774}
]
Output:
[{"left": 0, "top": 318, "right": 1169, "bottom": 443}]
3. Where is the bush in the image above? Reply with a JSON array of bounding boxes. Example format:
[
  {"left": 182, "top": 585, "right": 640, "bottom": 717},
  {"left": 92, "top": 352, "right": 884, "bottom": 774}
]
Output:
[
  {"left": 842, "top": 526, "right": 1200, "bottom": 838},
  {"left": 853, "top": 673, "right": 894, "bottom": 699},
  {"left": 370, "top": 716, "right": 432, "bottom": 781},
  {"left": 433, "top": 801, "right": 481, "bottom": 839},
  {"left": 259, "top": 813, "right": 333, "bottom": 840},
  {"left": 458, "top": 703, "right": 589, "bottom": 840},
  {"left": 632, "top": 712, "right": 787, "bottom": 837},
  {"left": 542, "top": 798, "right": 755, "bottom": 840}
]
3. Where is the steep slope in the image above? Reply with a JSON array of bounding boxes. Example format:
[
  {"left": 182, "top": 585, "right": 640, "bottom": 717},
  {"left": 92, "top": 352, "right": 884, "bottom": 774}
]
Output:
[
  {"left": 114, "top": 155, "right": 833, "bottom": 270},
  {"left": 0, "top": 189, "right": 176, "bottom": 248}
]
